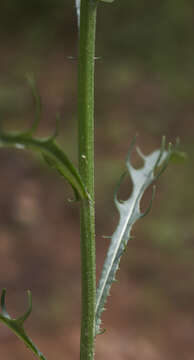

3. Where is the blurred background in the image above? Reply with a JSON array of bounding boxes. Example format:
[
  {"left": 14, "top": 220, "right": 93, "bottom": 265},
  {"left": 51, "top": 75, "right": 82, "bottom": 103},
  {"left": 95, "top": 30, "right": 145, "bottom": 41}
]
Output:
[{"left": 0, "top": 0, "right": 193, "bottom": 359}]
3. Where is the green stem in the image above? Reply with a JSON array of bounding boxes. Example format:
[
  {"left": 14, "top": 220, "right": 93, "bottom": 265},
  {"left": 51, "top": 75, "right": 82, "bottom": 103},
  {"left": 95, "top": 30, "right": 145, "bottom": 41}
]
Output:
[{"left": 78, "top": 1, "right": 98, "bottom": 359}]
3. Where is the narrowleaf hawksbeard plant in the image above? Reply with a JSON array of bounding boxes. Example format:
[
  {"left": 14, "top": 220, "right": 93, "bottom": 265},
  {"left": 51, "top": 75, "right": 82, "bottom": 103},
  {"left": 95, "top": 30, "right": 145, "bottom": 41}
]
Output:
[{"left": 0, "top": 1, "right": 182, "bottom": 359}]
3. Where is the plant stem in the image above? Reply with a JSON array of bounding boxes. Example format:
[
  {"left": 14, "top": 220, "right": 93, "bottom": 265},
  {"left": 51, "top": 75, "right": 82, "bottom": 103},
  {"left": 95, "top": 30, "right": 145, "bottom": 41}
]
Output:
[{"left": 78, "top": 0, "right": 98, "bottom": 359}]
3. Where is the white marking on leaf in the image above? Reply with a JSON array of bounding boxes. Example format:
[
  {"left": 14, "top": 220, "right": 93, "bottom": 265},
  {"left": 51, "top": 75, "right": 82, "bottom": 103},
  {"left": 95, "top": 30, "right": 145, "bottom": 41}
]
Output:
[{"left": 95, "top": 141, "right": 172, "bottom": 334}]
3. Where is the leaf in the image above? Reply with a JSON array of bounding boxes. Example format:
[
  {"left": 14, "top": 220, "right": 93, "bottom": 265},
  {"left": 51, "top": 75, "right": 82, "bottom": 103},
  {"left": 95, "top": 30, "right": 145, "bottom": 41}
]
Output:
[
  {"left": 25, "top": 73, "right": 42, "bottom": 134},
  {"left": 0, "top": 130, "right": 88, "bottom": 200},
  {"left": 0, "top": 76, "right": 88, "bottom": 201},
  {"left": 0, "top": 289, "right": 47, "bottom": 360},
  {"left": 95, "top": 138, "right": 174, "bottom": 335}
]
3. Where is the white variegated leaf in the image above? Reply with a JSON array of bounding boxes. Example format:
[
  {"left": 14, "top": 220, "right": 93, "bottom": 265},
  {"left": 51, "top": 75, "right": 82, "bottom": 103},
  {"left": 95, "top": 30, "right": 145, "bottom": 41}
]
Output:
[{"left": 95, "top": 139, "right": 173, "bottom": 335}]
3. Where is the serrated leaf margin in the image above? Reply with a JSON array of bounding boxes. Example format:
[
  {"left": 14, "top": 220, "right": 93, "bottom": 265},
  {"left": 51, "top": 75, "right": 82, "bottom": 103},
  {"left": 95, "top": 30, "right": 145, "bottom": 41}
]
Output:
[{"left": 95, "top": 138, "right": 174, "bottom": 335}]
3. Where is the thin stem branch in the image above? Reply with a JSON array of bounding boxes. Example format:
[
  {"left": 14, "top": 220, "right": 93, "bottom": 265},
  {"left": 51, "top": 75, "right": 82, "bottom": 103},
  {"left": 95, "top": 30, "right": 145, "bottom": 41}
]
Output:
[{"left": 78, "top": 1, "right": 98, "bottom": 359}]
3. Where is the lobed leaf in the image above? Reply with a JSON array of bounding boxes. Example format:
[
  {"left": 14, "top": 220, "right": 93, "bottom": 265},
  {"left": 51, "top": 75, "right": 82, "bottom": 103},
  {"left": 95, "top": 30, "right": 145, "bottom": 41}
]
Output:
[
  {"left": 95, "top": 138, "right": 174, "bottom": 335},
  {"left": 0, "top": 289, "right": 47, "bottom": 360},
  {"left": 0, "top": 130, "right": 88, "bottom": 201},
  {"left": 0, "top": 76, "right": 88, "bottom": 201}
]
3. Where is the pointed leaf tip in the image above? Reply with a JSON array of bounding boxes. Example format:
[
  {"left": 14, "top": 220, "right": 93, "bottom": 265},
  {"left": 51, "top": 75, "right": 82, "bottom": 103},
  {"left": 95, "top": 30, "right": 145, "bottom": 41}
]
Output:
[
  {"left": 126, "top": 135, "right": 137, "bottom": 165},
  {"left": 0, "top": 290, "right": 47, "bottom": 360},
  {"left": 1, "top": 288, "right": 6, "bottom": 309},
  {"left": 17, "top": 290, "right": 32, "bottom": 323},
  {"left": 0, "top": 129, "right": 88, "bottom": 201},
  {"left": 25, "top": 73, "right": 41, "bottom": 135},
  {"left": 114, "top": 170, "right": 127, "bottom": 207},
  {"left": 0, "top": 289, "right": 10, "bottom": 319}
]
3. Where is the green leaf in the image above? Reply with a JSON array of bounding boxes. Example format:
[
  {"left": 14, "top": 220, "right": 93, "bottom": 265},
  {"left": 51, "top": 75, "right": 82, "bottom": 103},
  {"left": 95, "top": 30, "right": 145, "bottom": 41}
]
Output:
[
  {"left": 0, "top": 76, "right": 88, "bottom": 201},
  {"left": 95, "top": 138, "right": 174, "bottom": 335},
  {"left": 0, "top": 289, "right": 47, "bottom": 360},
  {"left": 0, "top": 130, "right": 88, "bottom": 200},
  {"left": 25, "top": 73, "right": 42, "bottom": 135}
]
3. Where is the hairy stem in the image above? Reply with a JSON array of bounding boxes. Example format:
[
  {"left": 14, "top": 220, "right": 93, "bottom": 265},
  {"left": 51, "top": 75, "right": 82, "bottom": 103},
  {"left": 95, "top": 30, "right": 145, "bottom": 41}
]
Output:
[{"left": 78, "top": 0, "right": 98, "bottom": 359}]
